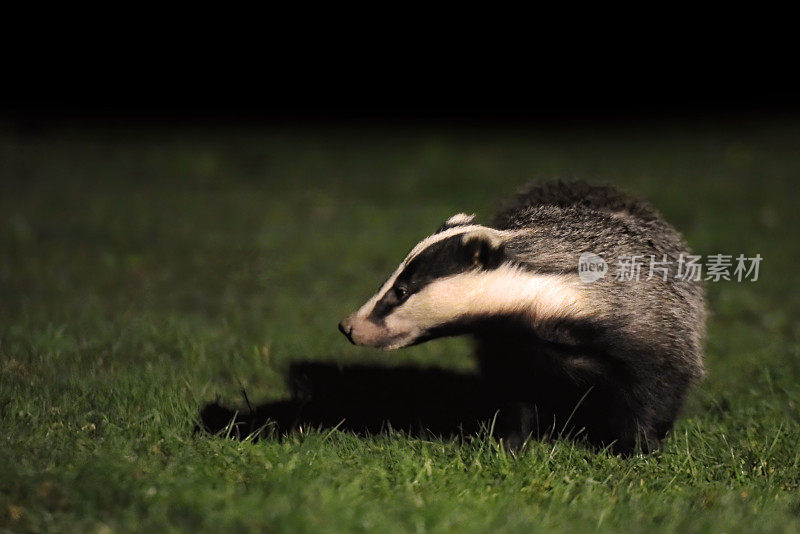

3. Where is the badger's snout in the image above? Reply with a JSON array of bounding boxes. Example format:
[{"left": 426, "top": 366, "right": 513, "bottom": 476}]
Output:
[
  {"left": 338, "top": 318, "right": 355, "bottom": 344},
  {"left": 337, "top": 314, "right": 380, "bottom": 347},
  {"left": 338, "top": 312, "right": 409, "bottom": 349}
]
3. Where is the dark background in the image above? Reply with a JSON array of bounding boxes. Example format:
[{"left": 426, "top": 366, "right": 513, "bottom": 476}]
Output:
[{"left": 2, "top": 53, "right": 797, "bottom": 131}]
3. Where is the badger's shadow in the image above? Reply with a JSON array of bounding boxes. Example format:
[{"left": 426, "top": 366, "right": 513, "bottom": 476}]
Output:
[{"left": 197, "top": 361, "right": 543, "bottom": 445}]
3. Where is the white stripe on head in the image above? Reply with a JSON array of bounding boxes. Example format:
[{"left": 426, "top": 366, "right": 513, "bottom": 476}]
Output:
[
  {"left": 396, "top": 264, "right": 593, "bottom": 330},
  {"left": 354, "top": 224, "right": 521, "bottom": 318},
  {"left": 404, "top": 225, "right": 516, "bottom": 266},
  {"left": 357, "top": 264, "right": 596, "bottom": 350}
]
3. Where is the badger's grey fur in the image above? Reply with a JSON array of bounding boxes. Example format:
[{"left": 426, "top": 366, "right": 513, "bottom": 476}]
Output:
[{"left": 339, "top": 181, "right": 706, "bottom": 454}]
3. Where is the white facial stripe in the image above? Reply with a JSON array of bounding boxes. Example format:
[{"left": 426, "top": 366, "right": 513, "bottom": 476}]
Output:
[
  {"left": 387, "top": 264, "right": 593, "bottom": 332},
  {"left": 354, "top": 225, "right": 520, "bottom": 319},
  {"left": 403, "top": 224, "right": 493, "bottom": 264}
]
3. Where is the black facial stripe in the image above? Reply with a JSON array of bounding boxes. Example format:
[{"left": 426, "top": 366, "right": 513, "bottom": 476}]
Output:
[
  {"left": 369, "top": 294, "right": 397, "bottom": 322},
  {"left": 402, "top": 236, "right": 473, "bottom": 284},
  {"left": 368, "top": 234, "right": 505, "bottom": 322}
]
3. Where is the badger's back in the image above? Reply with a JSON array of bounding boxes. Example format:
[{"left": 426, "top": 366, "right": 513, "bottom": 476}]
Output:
[
  {"left": 477, "top": 181, "right": 706, "bottom": 453},
  {"left": 494, "top": 180, "right": 666, "bottom": 227}
]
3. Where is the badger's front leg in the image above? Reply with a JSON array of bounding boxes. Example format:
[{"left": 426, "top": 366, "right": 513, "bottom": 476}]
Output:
[{"left": 473, "top": 329, "right": 644, "bottom": 453}]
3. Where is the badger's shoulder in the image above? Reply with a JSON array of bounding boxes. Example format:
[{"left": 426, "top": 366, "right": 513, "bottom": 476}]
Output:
[
  {"left": 493, "top": 180, "right": 665, "bottom": 230},
  {"left": 491, "top": 180, "right": 707, "bottom": 381}
]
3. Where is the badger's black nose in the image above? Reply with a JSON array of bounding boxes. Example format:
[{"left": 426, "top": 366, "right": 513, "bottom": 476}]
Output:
[{"left": 338, "top": 320, "right": 354, "bottom": 343}]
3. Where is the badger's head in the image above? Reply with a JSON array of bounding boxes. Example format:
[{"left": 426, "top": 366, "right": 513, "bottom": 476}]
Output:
[{"left": 338, "top": 213, "right": 586, "bottom": 350}]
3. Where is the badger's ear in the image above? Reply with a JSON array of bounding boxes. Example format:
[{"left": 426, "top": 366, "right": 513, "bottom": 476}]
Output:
[
  {"left": 436, "top": 213, "right": 475, "bottom": 233},
  {"left": 460, "top": 228, "right": 505, "bottom": 269}
]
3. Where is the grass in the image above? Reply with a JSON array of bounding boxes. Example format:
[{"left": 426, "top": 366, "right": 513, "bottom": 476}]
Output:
[{"left": 1, "top": 121, "right": 799, "bottom": 532}]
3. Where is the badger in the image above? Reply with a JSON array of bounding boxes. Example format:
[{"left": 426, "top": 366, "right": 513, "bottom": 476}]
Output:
[{"left": 339, "top": 181, "right": 706, "bottom": 454}]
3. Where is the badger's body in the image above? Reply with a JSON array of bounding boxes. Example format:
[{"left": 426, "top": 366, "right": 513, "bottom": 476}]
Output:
[{"left": 340, "top": 181, "right": 706, "bottom": 454}]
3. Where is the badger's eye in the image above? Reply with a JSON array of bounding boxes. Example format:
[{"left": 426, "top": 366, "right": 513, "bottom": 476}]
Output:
[{"left": 393, "top": 285, "right": 409, "bottom": 301}]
